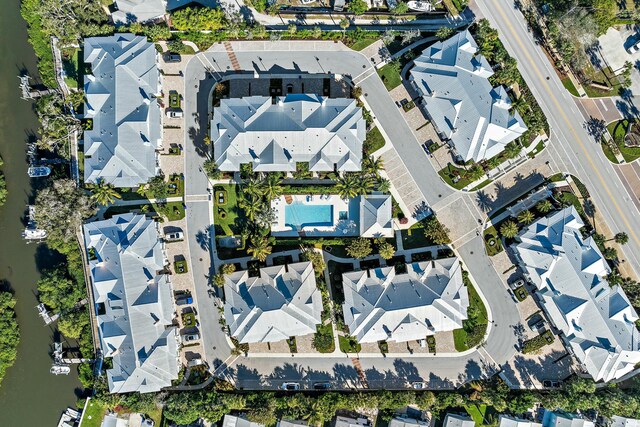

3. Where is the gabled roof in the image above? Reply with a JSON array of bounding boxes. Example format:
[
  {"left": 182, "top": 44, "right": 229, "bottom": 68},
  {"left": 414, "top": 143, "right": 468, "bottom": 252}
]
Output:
[
  {"left": 542, "top": 411, "right": 594, "bottom": 427},
  {"left": 83, "top": 213, "right": 178, "bottom": 393},
  {"left": 443, "top": 414, "right": 475, "bottom": 427},
  {"left": 224, "top": 415, "right": 265, "bottom": 427},
  {"left": 212, "top": 94, "right": 365, "bottom": 172},
  {"left": 341, "top": 258, "right": 469, "bottom": 343},
  {"left": 112, "top": 0, "right": 166, "bottom": 24},
  {"left": 410, "top": 30, "right": 527, "bottom": 163},
  {"left": 389, "top": 418, "right": 430, "bottom": 427},
  {"left": 83, "top": 34, "right": 161, "bottom": 187},
  {"left": 611, "top": 416, "right": 640, "bottom": 427},
  {"left": 223, "top": 262, "right": 323, "bottom": 343},
  {"left": 359, "top": 194, "right": 394, "bottom": 238},
  {"left": 514, "top": 207, "right": 640, "bottom": 382},
  {"left": 499, "top": 416, "right": 542, "bottom": 427}
]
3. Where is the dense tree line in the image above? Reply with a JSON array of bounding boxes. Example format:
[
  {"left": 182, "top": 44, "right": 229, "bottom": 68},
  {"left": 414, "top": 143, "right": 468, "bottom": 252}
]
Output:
[
  {"left": 0, "top": 291, "right": 19, "bottom": 387},
  {"left": 89, "top": 377, "right": 640, "bottom": 426}
]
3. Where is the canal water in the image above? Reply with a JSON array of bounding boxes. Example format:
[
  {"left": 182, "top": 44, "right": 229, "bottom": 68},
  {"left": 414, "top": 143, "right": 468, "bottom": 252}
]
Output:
[{"left": 0, "top": 1, "right": 82, "bottom": 425}]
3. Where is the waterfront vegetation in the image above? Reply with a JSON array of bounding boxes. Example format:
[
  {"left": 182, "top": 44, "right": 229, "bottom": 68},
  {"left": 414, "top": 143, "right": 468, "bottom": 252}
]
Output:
[
  {"left": 0, "top": 157, "right": 7, "bottom": 207},
  {"left": 0, "top": 291, "right": 19, "bottom": 387}
]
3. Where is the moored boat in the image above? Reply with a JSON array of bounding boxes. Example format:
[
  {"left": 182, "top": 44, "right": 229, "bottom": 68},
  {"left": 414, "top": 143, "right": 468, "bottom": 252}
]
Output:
[
  {"left": 407, "top": 0, "right": 434, "bottom": 11},
  {"left": 27, "top": 166, "right": 51, "bottom": 177}
]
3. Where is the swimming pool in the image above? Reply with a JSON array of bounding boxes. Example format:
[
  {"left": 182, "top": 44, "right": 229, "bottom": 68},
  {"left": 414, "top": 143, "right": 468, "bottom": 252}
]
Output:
[{"left": 285, "top": 203, "right": 333, "bottom": 229}]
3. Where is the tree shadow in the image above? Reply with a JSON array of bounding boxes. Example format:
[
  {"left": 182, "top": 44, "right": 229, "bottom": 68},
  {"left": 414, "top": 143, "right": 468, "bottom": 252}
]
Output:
[
  {"left": 230, "top": 362, "right": 264, "bottom": 389},
  {"left": 476, "top": 190, "right": 494, "bottom": 212}
]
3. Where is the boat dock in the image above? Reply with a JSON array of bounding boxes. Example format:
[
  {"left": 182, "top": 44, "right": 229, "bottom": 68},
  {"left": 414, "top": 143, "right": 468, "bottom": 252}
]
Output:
[
  {"left": 36, "top": 303, "right": 58, "bottom": 325},
  {"left": 18, "top": 75, "right": 56, "bottom": 100},
  {"left": 56, "top": 407, "right": 81, "bottom": 427}
]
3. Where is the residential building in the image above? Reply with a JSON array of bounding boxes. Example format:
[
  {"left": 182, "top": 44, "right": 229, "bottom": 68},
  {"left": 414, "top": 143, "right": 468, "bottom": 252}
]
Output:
[
  {"left": 542, "top": 411, "right": 594, "bottom": 427},
  {"left": 409, "top": 30, "right": 527, "bottom": 163},
  {"left": 111, "top": 0, "right": 166, "bottom": 24},
  {"left": 334, "top": 416, "right": 371, "bottom": 427},
  {"left": 278, "top": 421, "right": 308, "bottom": 427},
  {"left": 84, "top": 213, "right": 178, "bottom": 393},
  {"left": 224, "top": 415, "right": 265, "bottom": 427},
  {"left": 499, "top": 416, "right": 542, "bottom": 427},
  {"left": 611, "top": 416, "right": 640, "bottom": 427},
  {"left": 513, "top": 207, "right": 640, "bottom": 382},
  {"left": 223, "top": 262, "right": 323, "bottom": 343},
  {"left": 389, "top": 418, "right": 430, "bottom": 427},
  {"left": 84, "top": 34, "right": 161, "bottom": 187},
  {"left": 212, "top": 94, "right": 365, "bottom": 172},
  {"left": 443, "top": 414, "right": 475, "bottom": 427},
  {"left": 270, "top": 193, "right": 393, "bottom": 238},
  {"left": 341, "top": 257, "right": 469, "bottom": 343}
]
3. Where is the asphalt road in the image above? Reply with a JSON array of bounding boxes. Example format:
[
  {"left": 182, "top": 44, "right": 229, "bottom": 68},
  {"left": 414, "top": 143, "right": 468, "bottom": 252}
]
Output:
[
  {"left": 470, "top": 0, "right": 640, "bottom": 276},
  {"left": 181, "top": 42, "right": 521, "bottom": 389}
]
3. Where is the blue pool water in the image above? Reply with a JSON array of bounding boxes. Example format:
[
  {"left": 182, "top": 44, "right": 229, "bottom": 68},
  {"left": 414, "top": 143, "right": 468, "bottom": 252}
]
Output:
[{"left": 285, "top": 203, "right": 333, "bottom": 229}]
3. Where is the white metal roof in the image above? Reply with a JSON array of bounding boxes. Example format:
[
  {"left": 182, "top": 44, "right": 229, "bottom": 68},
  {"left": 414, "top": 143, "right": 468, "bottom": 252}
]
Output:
[
  {"left": 389, "top": 418, "right": 430, "bottom": 427},
  {"left": 83, "top": 34, "right": 161, "bottom": 187},
  {"left": 224, "top": 415, "right": 265, "bottom": 427},
  {"left": 112, "top": 0, "right": 166, "bottom": 23},
  {"left": 410, "top": 30, "right": 527, "bottom": 163},
  {"left": 212, "top": 94, "right": 365, "bottom": 172},
  {"left": 499, "top": 416, "right": 542, "bottom": 427},
  {"left": 444, "top": 414, "right": 475, "bottom": 427},
  {"left": 342, "top": 257, "right": 469, "bottom": 343},
  {"left": 514, "top": 207, "right": 640, "bottom": 382},
  {"left": 223, "top": 262, "right": 323, "bottom": 343},
  {"left": 360, "top": 194, "right": 394, "bottom": 238},
  {"left": 543, "top": 411, "right": 594, "bottom": 427},
  {"left": 83, "top": 213, "right": 178, "bottom": 393},
  {"left": 611, "top": 416, "right": 640, "bottom": 427}
]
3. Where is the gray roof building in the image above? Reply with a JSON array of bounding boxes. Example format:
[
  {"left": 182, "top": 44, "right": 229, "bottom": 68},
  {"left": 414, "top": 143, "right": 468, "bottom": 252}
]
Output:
[
  {"left": 212, "top": 94, "right": 365, "bottom": 172},
  {"left": 342, "top": 257, "right": 469, "bottom": 343},
  {"left": 111, "top": 0, "right": 166, "bottom": 24},
  {"left": 360, "top": 194, "right": 394, "bottom": 238},
  {"left": 542, "top": 411, "right": 594, "bottom": 427},
  {"left": 499, "top": 416, "right": 542, "bottom": 427},
  {"left": 84, "top": 213, "right": 178, "bottom": 393},
  {"left": 410, "top": 30, "right": 527, "bottom": 163},
  {"left": 513, "top": 207, "right": 640, "bottom": 382},
  {"left": 611, "top": 417, "right": 640, "bottom": 427},
  {"left": 223, "top": 415, "right": 265, "bottom": 427},
  {"left": 443, "top": 415, "right": 475, "bottom": 427},
  {"left": 224, "top": 262, "right": 323, "bottom": 343},
  {"left": 389, "top": 418, "right": 430, "bottom": 427},
  {"left": 84, "top": 34, "right": 161, "bottom": 188},
  {"left": 334, "top": 416, "right": 371, "bottom": 427}
]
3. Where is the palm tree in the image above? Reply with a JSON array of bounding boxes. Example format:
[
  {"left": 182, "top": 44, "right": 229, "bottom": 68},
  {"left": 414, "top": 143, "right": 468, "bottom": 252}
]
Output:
[
  {"left": 376, "top": 178, "right": 391, "bottom": 193},
  {"left": 363, "top": 155, "right": 384, "bottom": 176},
  {"left": 262, "top": 173, "right": 283, "bottom": 201},
  {"left": 536, "top": 200, "right": 552, "bottom": 214},
  {"left": 242, "top": 177, "right": 264, "bottom": 199},
  {"left": 247, "top": 235, "right": 272, "bottom": 262},
  {"left": 356, "top": 175, "right": 375, "bottom": 195},
  {"left": 603, "top": 246, "right": 618, "bottom": 261},
  {"left": 500, "top": 220, "right": 519, "bottom": 239},
  {"left": 517, "top": 210, "right": 535, "bottom": 225},
  {"left": 336, "top": 174, "right": 360, "bottom": 199},
  {"left": 239, "top": 195, "right": 263, "bottom": 221},
  {"left": 89, "top": 179, "right": 121, "bottom": 206},
  {"left": 467, "top": 164, "right": 485, "bottom": 181},
  {"left": 487, "top": 157, "right": 501, "bottom": 170},
  {"left": 614, "top": 232, "right": 629, "bottom": 245},
  {"left": 504, "top": 142, "right": 521, "bottom": 159}
]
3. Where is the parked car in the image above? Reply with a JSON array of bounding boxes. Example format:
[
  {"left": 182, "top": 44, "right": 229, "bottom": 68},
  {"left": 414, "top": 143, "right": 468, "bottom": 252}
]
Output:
[
  {"left": 281, "top": 382, "right": 300, "bottom": 391},
  {"left": 313, "top": 382, "right": 331, "bottom": 390},
  {"left": 411, "top": 381, "right": 425, "bottom": 389},
  {"left": 164, "top": 52, "right": 181, "bottom": 63},
  {"left": 187, "top": 358, "right": 205, "bottom": 367},
  {"left": 165, "top": 231, "right": 184, "bottom": 242},
  {"left": 510, "top": 278, "right": 525, "bottom": 290},
  {"left": 627, "top": 40, "right": 640, "bottom": 54},
  {"left": 182, "top": 331, "right": 200, "bottom": 343},
  {"left": 421, "top": 143, "right": 431, "bottom": 156},
  {"left": 166, "top": 110, "right": 184, "bottom": 118},
  {"left": 176, "top": 295, "right": 193, "bottom": 306}
]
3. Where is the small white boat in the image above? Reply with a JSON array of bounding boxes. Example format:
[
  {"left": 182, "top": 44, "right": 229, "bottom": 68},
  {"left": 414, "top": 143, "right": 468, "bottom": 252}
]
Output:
[
  {"left": 407, "top": 0, "right": 434, "bottom": 11},
  {"left": 23, "top": 205, "right": 47, "bottom": 240},
  {"left": 28, "top": 166, "right": 51, "bottom": 178},
  {"left": 50, "top": 364, "right": 71, "bottom": 375}
]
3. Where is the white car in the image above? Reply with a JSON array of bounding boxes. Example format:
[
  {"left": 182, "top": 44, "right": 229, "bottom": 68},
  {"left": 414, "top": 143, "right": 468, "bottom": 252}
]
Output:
[
  {"left": 165, "top": 231, "right": 184, "bottom": 242},
  {"left": 281, "top": 382, "right": 300, "bottom": 391},
  {"left": 182, "top": 332, "right": 200, "bottom": 343},
  {"left": 166, "top": 110, "right": 184, "bottom": 118}
]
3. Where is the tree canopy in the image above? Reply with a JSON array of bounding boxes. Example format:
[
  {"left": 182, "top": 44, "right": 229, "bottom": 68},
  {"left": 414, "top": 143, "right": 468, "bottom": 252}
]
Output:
[
  {"left": 0, "top": 291, "right": 19, "bottom": 387},
  {"left": 171, "top": 7, "right": 226, "bottom": 31}
]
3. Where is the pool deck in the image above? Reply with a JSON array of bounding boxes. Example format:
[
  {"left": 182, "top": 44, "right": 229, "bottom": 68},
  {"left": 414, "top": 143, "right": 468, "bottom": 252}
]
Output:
[{"left": 271, "top": 194, "right": 359, "bottom": 237}]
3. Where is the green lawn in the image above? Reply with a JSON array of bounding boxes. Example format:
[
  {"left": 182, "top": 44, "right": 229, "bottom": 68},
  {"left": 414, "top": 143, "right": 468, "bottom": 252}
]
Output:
[
  {"left": 608, "top": 119, "right": 640, "bottom": 163},
  {"left": 313, "top": 322, "right": 335, "bottom": 353},
  {"left": 174, "top": 259, "right": 188, "bottom": 274},
  {"left": 79, "top": 399, "right": 107, "bottom": 427},
  {"left": 364, "top": 126, "right": 386, "bottom": 154},
  {"left": 349, "top": 38, "right": 377, "bottom": 51},
  {"left": 154, "top": 201, "right": 185, "bottom": 221},
  {"left": 377, "top": 63, "right": 402, "bottom": 91},
  {"left": 339, "top": 335, "right": 361, "bottom": 353},
  {"left": 601, "top": 142, "right": 620, "bottom": 164},
  {"left": 214, "top": 184, "right": 243, "bottom": 236},
  {"left": 453, "top": 273, "right": 488, "bottom": 351},
  {"left": 169, "top": 92, "right": 181, "bottom": 109},
  {"left": 62, "top": 48, "right": 80, "bottom": 89},
  {"left": 561, "top": 77, "right": 580, "bottom": 97},
  {"left": 400, "top": 220, "right": 435, "bottom": 250}
]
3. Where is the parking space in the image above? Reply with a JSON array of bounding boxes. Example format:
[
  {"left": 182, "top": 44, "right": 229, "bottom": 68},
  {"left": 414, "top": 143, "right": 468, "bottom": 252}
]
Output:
[{"left": 381, "top": 147, "right": 430, "bottom": 219}]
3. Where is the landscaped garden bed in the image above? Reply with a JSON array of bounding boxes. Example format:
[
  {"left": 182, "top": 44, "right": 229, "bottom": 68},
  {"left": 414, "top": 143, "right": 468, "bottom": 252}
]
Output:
[
  {"left": 522, "top": 330, "right": 554, "bottom": 354},
  {"left": 427, "top": 335, "right": 436, "bottom": 353},
  {"left": 453, "top": 272, "right": 488, "bottom": 351},
  {"left": 513, "top": 285, "right": 528, "bottom": 302},
  {"left": 169, "top": 91, "right": 181, "bottom": 109},
  {"left": 174, "top": 259, "right": 188, "bottom": 274},
  {"left": 339, "top": 335, "right": 361, "bottom": 353}
]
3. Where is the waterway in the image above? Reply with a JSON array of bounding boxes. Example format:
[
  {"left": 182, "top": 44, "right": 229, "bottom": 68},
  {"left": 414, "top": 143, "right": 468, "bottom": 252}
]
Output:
[{"left": 0, "top": 1, "right": 81, "bottom": 425}]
